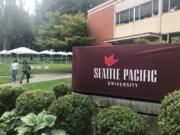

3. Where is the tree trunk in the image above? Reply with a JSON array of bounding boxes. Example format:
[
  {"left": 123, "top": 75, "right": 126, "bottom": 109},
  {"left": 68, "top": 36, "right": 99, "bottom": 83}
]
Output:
[
  {"left": 3, "top": 36, "right": 12, "bottom": 50},
  {"left": 3, "top": 37, "right": 7, "bottom": 50}
]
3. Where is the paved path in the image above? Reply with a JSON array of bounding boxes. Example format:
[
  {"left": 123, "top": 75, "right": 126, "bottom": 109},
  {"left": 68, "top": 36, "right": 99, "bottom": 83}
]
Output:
[{"left": 3, "top": 73, "right": 72, "bottom": 86}]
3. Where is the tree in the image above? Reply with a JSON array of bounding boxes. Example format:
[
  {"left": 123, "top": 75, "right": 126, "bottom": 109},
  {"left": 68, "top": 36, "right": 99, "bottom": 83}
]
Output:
[
  {"left": 0, "top": 0, "right": 34, "bottom": 50},
  {"left": 35, "top": 0, "right": 108, "bottom": 19},
  {"left": 35, "top": 12, "right": 94, "bottom": 51},
  {"left": 171, "top": 37, "right": 180, "bottom": 43}
]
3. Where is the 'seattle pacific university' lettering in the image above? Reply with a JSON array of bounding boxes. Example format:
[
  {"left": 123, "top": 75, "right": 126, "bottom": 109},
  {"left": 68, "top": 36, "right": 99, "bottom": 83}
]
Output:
[
  {"left": 73, "top": 44, "right": 180, "bottom": 101},
  {"left": 93, "top": 55, "right": 157, "bottom": 89},
  {"left": 94, "top": 68, "right": 157, "bottom": 83}
]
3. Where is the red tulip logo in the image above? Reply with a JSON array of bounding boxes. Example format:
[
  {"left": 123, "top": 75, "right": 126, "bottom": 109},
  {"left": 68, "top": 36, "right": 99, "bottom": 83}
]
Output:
[{"left": 104, "top": 55, "right": 119, "bottom": 67}]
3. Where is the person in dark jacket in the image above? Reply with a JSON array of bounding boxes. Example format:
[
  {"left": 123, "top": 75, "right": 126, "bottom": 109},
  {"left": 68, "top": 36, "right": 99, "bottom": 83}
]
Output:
[{"left": 20, "top": 60, "right": 31, "bottom": 84}]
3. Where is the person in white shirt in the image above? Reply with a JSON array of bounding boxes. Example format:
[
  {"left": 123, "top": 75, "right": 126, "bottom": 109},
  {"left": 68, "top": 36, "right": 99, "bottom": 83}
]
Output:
[{"left": 10, "top": 59, "right": 19, "bottom": 83}]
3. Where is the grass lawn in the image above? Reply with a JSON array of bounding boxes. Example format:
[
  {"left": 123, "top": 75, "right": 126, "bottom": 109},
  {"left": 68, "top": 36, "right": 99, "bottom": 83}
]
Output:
[
  {"left": 22, "top": 78, "right": 72, "bottom": 91},
  {"left": 0, "top": 76, "right": 21, "bottom": 84},
  {"left": 0, "top": 62, "right": 71, "bottom": 84},
  {"left": 0, "top": 57, "right": 72, "bottom": 76},
  {"left": 31, "top": 63, "right": 72, "bottom": 74},
  {"left": 0, "top": 77, "right": 12, "bottom": 84},
  {"left": 0, "top": 63, "right": 72, "bottom": 76}
]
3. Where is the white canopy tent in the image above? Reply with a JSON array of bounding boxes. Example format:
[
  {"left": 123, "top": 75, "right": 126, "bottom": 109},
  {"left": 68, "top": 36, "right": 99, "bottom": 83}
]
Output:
[
  {"left": 40, "top": 50, "right": 72, "bottom": 56},
  {"left": 8, "top": 47, "right": 39, "bottom": 55},
  {"left": 39, "top": 50, "right": 72, "bottom": 63},
  {"left": 7, "top": 47, "right": 39, "bottom": 63},
  {"left": 39, "top": 50, "right": 57, "bottom": 55},
  {"left": 0, "top": 47, "right": 72, "bottom": 64},
  {"left": 39, "top": 50, "right": 58, "bottom": 63},
  {"left": 67, "top": 52, "right": 73, "bottom": 55},
  {"left": 39, "top": 50, "right": 51, "bottom": 55},
  {"left": 56, "top": 51, "right": 67, "bottom": 56},
  {"left": 0, "top": 50, "right": 11, "bottom": 55},
  {"left": 56, "top": 51, "right": 72, "bottom": 63},
  {"left": 0, "top": 50, "right": 11, "bottom": 60},
  {"left": 48, "top": 50, "right": 56, "bottom": 55},
  {"left": 56, "top": 51, "right": 72, "bottom": 56}
]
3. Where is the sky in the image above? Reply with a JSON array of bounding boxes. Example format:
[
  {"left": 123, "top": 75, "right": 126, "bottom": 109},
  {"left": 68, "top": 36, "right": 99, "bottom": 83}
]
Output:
[{"left": 23, "top": 0, "right": 41, "bottom": 14}]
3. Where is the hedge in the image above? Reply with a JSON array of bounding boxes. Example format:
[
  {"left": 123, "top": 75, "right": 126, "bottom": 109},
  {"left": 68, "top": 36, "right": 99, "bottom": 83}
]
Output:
[
  {"left": 158, "top": 90, "right": 180, "bottom": 135},
  {"left": 0, "top": 86, "right": 25, "bottom": 115},
  {"left": 16, "top": 90, "right": 56, "bottom": 115},
  {"left": 95, "top": 106, "right": 148, "bottom": 135},
  {"left": 53, "top": 83, "right": 71, "bottom": 98},
  {"left": 48, "top": 93, "right": 94, "bottom": 135}
]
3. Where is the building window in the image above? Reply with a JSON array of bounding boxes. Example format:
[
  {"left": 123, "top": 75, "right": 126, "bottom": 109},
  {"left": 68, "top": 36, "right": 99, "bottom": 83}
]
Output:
[
  {"left": 140, "top": 2, "right": 152, "bottom": 19},
  {"left": 163, "top": 0, "right": 169, "bottom": 13},
  {"left": 170, "top": 0, "right": 180, "bottom": 11},
  {"left": 135, "top": 6, "right": 140, "bottom": 21},
  {"left": 120, "top": 10, "right": 129, "bottom": 24},
  {"left": 116, "top": 13, "right": 120, "bottom": 25},
  {"left": 163, "top": 0, "right": 180, "bottom": 13},
  {"left": 153, "top": 0, "right": 159, "bottom": 15},
  {"left": 129, "top": 8, "right": 134, "bottom": 22},
  {"left": 115, "top": 0, "right": 159, "bottom": 25}
]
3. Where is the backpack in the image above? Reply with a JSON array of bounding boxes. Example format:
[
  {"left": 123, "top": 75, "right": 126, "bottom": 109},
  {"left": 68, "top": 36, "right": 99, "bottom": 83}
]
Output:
[{"left": 29, "top": 66, "right": 31, "bottom": 70}]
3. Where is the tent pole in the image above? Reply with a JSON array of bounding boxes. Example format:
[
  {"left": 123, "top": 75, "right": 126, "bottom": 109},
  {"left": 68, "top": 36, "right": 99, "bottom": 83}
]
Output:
[
  {"left": 36, "top": 55, "right": 38, "bottom": 64},
  {"left": 17, "top": 54, "right": 19, "bottom": 61},
  {"left": 66, "top": 55, "right": 67, "bottom": 64},
  {"left": 51, "top": 55, "right": 52, "bottom": 64}
]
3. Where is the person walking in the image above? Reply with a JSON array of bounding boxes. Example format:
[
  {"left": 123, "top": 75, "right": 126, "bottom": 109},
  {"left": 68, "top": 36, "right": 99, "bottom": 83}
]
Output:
[
  {"left": 20, "top": 60, "right": 31, "bottom": 84},
  {"left": 10, "top": 59, "right": 19, "bottom": 83}
]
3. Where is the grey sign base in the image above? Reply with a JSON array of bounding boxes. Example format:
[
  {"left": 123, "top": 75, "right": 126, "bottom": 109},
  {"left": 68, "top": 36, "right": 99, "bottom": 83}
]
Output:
[{"left": 90, "top": 95, "right": 160, "bottom": 115}]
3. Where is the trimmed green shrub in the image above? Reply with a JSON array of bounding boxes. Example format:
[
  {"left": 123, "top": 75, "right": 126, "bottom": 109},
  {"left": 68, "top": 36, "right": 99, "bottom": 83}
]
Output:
[
  {"left": 0, "top": 86, "right": 25, "bottom": 115},
  {"left": 95, "top": 106, "right": 148, "bottom": 135},
  {"left": 53, "top": 83, "right": 71, "bottom": 98},
  {"left": 0, "top": 103, "right": 6, "bottom": 117},
  {"left": 16, "top": 90, "right": 56, "bottom": 115},
  {"left": 158, "top": 90, "right": 180, "bottom": 135},
  {"left": 48, "top": 93, "right": 94, "bottom": 135}
]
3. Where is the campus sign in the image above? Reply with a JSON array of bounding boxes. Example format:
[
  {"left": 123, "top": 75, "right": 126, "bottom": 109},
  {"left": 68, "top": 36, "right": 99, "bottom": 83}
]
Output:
[{"left": 72, "top": 44, "right": 180, "bottom": 102}]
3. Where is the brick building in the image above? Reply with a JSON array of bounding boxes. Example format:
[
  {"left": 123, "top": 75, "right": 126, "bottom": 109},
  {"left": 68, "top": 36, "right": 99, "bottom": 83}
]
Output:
[{"left": 88, "top": 0, "right": 180, "bottom": 45}]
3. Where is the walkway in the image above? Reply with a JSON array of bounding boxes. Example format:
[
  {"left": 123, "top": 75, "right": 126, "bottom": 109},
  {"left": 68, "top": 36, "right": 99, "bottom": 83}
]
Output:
[{"left": 3, "top": 73, "right": 72, "bottom": 86}]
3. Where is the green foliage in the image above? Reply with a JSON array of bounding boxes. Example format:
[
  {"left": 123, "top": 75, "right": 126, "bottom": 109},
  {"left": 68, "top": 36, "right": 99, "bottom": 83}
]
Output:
[
  {"left": 0, "top": 109, "right": 20, "bottom": 135},
  {"left": 134, "top": 38, "right": 167, "bottom": 45},
  {"left": 150, "top": 40, "right": 167, "bottom": 44},
  {"left": 0, "top": 86, "right": 25, "bottom": 115},
  {"left": 35, "top": 12, "right": 94, "bottom": 51},
  {"left": 134, "top": 38, "right": 151, "bottom": 44},
  {"left": 53, "top": 83, "right": 71, "bottom": 98},
  {"left": 48, "top": 93, "right": 94, "bottom": 135},
  {"left": 15, "top": 110, "right": 68, "bottom": 135},
  {"left": 171, "top": 37, "right": 180, "bottom": 43},
  {"left": 0, "top": 0, "right": 34, "bottom": 50},
  {"left": 35, "top": 0, "right": 108, "bottom": 17},
  {"left": 95, "top": 106, "right": 148, "bottom": 135},
  {"left": 16, "top": 90, "right": 56, "bottom": 115},
  {"left": 0, "top": 110, "right": 68, "bottom": 135},
  {"left": 158, "top": 90, "right": 180, "bottom": 135},
  {"left": 23, "top": 78, "right": 72, "bottom": 91}
]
